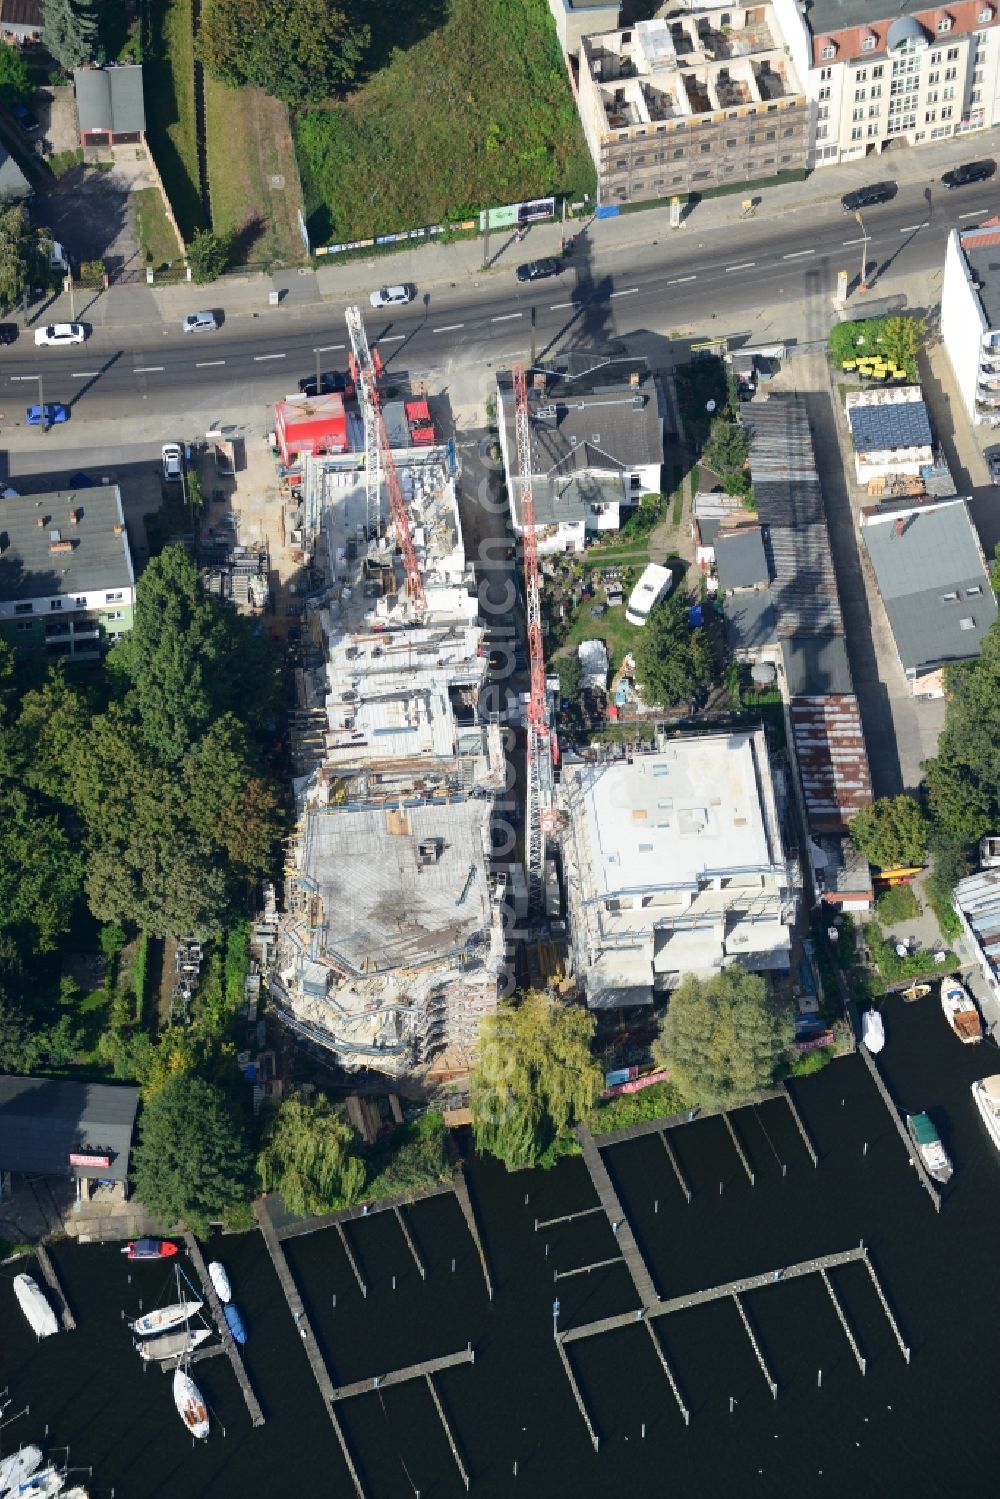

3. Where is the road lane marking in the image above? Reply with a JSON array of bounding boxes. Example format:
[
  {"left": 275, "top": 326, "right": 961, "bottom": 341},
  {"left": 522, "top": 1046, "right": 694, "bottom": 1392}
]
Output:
[
  {"left": 132, "top": 366, "right": 164, "bottom": 373},
  {"left": 254, "top": 352, "right": 286, "bottom": 361},
  {"left": 610, "top": 287, "right": 639, "bottom": 298},
  {"left": 898, "top": 222, "right": 928, "bottom": 232},
  {"left": 492, "top": 312, "right": 523, "bottom": 322},
  {"left": 376, "top": 334, "right": 405, "bottom": 342},
  {"left": 316, "top": 343, "right": 345, "bottom": 351},
  {"left": 71, "top": 371, "right": 99, "bottom": 377},
  {"left": 196, "top": 360, "right": 226, "bottom": 367},
  {"left": 843, "top": 237, "right": 866, "bottom": 245},
  {"left": 550, "top": 301, "right": 575, "bottom": 309},
  {"left": 959, "top": 208, "right": 987, "bottom": 219},
  {"left": 782, "top": 249, "right": 815, "bottom": 259},
  {"left": 433, "top": 323, "right": 465, "bottom": 333},
  {"left": 725, "top": 262, "right": 756, "bottom": 272},
  {"left": 665, "top": 275, "right": 697, "bottom": 285}
]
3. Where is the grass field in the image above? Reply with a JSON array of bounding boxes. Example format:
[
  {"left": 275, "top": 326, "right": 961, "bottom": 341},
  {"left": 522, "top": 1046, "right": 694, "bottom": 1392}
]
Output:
[
  {"left": 294, "top": 0, "right": 595, "bottom": 243},
  {"left": 561, "top": 599, "right": 642, "bottom": 674},
  {"left": 133, "top": 186, "right": 182, "bottom": 268},
  {"left": 204, "top": 77, "right": 306, "bottom": 266},
  {"left": 144, "top": 0, "right": 206, "bottom": 239}
]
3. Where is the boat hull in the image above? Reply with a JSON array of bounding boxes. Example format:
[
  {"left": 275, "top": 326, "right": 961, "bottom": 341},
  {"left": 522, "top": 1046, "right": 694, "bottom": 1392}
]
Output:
[
  {"left": 224, "top": 1302, "right": 246, "bottom": 1345},
  {"left": 0, "top": 1444, "right": 42, "bottom": 1492},
  {"left": 135, "top": 1326, "right": 213, "bottom": 1362},
  {"left": 862, "top": 1010, "right": 885, "bottom": 1054},
  {"left": 906, "top": 1113, "right": 954, "bottom": 1184},
  {"left": 972, "top": 1077, "right": 1000, "bottom": 1154},
  {"left": 208, "top": 1261, "right": 231, "bottom": 1304},
  {"left": 173, "top": 1367, "right": 209, "bottom": 1440},
  {"left": 13, "top": 1274, "right": 59, "bottom": 1339},
  {"left": 16, "top": 1469, "right": 64, "bottom": 1498},
  {"left": 124, "top": 1238, "right": 178, "bottom": 1260},
  {"left": 130, "top": 1299, "right": 202, "bottom": 1338},
  {"left": 941, "top": 980, "right": 983, "bottom": 1044}
]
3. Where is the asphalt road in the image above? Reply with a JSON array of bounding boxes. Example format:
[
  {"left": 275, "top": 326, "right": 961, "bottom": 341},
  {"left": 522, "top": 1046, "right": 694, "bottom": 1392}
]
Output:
[{"left": 2, "top": 175, "right": 996, "bottom": 427}]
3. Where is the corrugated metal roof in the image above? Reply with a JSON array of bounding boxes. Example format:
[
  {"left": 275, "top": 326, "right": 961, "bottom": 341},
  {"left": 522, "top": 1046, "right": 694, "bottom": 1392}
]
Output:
[
  {"left": 765, "top": 523, "right": 844, "bottom": 637},
  {"left": 848, "top": 399, "right": 932, "bottom": 453},
  {"left": 748, "top": 396, "right": 825, "bottom": 528},
  {"left": 789, "top": 695, "right": 872, "bottom": 831}
]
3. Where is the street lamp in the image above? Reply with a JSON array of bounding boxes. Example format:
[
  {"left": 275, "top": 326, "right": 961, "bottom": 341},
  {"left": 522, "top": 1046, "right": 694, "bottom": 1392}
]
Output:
[{"left": 855, "top": 210, "right": 870, "bottom": 293}]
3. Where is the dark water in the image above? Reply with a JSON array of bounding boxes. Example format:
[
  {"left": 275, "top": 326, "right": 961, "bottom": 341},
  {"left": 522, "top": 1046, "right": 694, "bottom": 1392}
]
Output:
[{"left": 3, "top": 992, "right": 999, "bottom": 1498}]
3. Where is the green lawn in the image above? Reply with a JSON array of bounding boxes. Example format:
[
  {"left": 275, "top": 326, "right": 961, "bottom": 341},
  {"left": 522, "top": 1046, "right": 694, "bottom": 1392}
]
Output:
[
  {"left": 561, "top": 599, "right": 642, "bottom": 675},
  {"left": 133, "top": 186, "right": 182, "bottom": 268},
  {"left": 294, "top": 0, "right": 595, "bottom": 244},
  {"left": 144, "top": 0, "right": 206, "bottom": 240},
  {"left": 204, "top": 76, "right": 305, "bottom": 266}
]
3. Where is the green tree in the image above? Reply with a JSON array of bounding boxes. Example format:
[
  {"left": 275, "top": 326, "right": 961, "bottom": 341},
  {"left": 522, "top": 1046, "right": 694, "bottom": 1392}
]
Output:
[
  {"left": 0, "top": 785, "right": 84, "bottom": 951},
  {"left": 0, "top": 204, "right": 36, "bottom": 310},
  {"left": 849, "top": 795, "right": 928, "bottom": 869},
  {"left": 132, "top": 1073, "right": 251, "bottom": 1233},
  {"left": 556, "top": 653, "right": 581, "bottom": 703},
  {"left": 634, "top": 590, "right": 713, "bottom": 708},
  {"left": 653, "top": 966, "right": 793, "bottom": 1109},
  {"left": 182, "top": 715, "right": 280, "bottom": 876},
  {"left": 471, "top": 990, "right": 602, "bottom": 1169},
  {"left": 42, "top": 0, "right": 100, "bottom": 67},
  {"left": 186, "top": 228, "right": 229, "bottom": 284},
  {"left": 924, "top": 623, "right": 1000, "bottom": 850},
  {"left": 879, "top": 314, "right": 925, "bottom": 375},
  {"left": 0, "top": 48, "right": 32, "bottom": 105},
  {"left": 200, "top": 0, "right": 369, "bottom": 106},
  {"left": 705, "top": 413, "right": 750, "bottom": 477},
  {"left": 258, "top": 1091, "right": 365, "bottom": 1214}
]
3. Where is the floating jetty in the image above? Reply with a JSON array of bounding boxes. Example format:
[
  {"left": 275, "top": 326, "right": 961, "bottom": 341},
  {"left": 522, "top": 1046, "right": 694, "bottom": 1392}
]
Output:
[
  {"left": 857, "top": 1044, "right": 942, "bottom": 1211},
  {"left": 575, "top": 1124, "right": 660, "bottom": 1307},
  {"left": 35, "top": 1244, "right": 75, "bottom": 1332},
  {"left": 183, "top": 1232, "right": 264, "bottom": 1428}
]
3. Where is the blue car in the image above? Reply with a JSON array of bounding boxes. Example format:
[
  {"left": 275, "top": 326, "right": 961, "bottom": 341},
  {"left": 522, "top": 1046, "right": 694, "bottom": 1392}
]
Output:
[{"left": 26, "top": 403, "right": 68, "bottom": 425}]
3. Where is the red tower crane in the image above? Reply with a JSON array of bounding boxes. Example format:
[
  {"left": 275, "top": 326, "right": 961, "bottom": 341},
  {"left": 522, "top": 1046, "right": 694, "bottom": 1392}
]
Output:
[{"left": 345, "top": 305, "right": 426, "bottom": 614}]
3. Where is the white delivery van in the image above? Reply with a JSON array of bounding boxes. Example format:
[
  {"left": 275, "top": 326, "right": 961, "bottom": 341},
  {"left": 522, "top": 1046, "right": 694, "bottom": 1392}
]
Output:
[{"left": 625, "top": 563, "right": 673, "bottom": 626}]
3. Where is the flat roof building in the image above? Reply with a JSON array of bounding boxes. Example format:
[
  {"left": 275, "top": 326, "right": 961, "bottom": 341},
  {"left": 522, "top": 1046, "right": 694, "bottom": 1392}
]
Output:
[
  {"left": 941, "top": 218, "right": 1000, "bottom": 427},
  {"left": 560, "top": 728, "right": 799, "bottom": 1008}
]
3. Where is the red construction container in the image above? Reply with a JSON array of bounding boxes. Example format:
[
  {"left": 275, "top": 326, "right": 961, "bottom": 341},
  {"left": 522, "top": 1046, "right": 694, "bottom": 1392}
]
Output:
[{"left": 275, "top": 393, "right": 348, "bottom": 467}]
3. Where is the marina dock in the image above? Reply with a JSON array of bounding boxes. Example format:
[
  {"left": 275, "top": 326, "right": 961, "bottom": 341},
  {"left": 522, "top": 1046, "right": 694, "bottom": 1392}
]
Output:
[
  {"left": 330, "top": 1345, "right": 474, "bottom": 1401},
  {"left": 575, "top": 1124, "right": 660, "bottom": 1308},
  {"left": 857, "top": 1045, "right": 942, "bottom": 1211},
  {"left": 183, "top": 1232, "right": 264, "bottom": 1428},
  {"left": 274, "top": 1179, "right": 455, "bottom": 1241},
  {"left": 35, "top": 1244, "right": 75, "bottom": 1331},
  {"left": 453, "top": 1170, "right": 493, "bottom": 1301}
]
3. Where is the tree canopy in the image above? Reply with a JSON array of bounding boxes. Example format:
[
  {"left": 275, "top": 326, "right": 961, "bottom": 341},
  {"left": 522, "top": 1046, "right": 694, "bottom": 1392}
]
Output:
[
  {"left": 0, "top": 205, "right": 45, "bottom": 312},
  {"left": 132, "top": 1073, "right": 252, "bottom": 1234},
  {"left": 0, "top": 784, "right": 84, "bottom": 952},
  {"left": 186, "top": 228, "right": 230, "bottom": 285},
  {"left": 0, "top": 47, "right": 32, "bottom": 105},
  {"left": 653, "top": 966, "right": 793, "bottom": 1109},
  {"left": 258, "top": 1091, "right": 365, "bottom": 1214},
  {"left": 471, "top": 990, "right": 602, "bottom": 1168},
  {"left": 634, "top": 590, "right": 713, "bottom": 708},
  {"left": 849, "top": 795, "right": 928, "bottom": 870},
  {"left": 924, "top": 623, "right": 1000, "bottom": 851},
  {"left": 200, "top": 0, "right": 370, "bottom": 106},
  {"left": 42, "top": 0, "right": 100, "bottom": 68}
]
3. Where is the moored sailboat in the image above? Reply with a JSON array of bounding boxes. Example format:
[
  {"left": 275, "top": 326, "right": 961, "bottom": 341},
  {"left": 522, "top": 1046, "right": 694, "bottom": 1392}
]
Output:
[
  {"left": 134, "top": 1327, "right": 213, "bottom": 1363},
  {"left": 862, "top": 1008, "right": 885, "bottom": 1053},
  {"left": 207, "top": 1262, "right": 231, "bottom": 1305},
  {"left": 14, "top": 1468, "right": 64, "bottom": 1498},
  {"left": 130, "top": 1301, "right": 202, "bottom": 1339},
  {"left": 0, "top": 1445, "right": 42, "bottom": 1494},
  {"left": 172, "top": 1366, "right": 209, "bottom": 1440}
]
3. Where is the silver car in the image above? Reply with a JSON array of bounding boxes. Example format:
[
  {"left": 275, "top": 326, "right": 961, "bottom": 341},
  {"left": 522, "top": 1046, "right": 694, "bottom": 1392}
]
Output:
[
  {"left": 182, "top": 311, "right": 219, "bottom": 333},
  {"left": 161, "top": 442, "right": 184, "bottom": 482},
  {"left": 369, "top": 284, "right": 413, "bottom": 309}
]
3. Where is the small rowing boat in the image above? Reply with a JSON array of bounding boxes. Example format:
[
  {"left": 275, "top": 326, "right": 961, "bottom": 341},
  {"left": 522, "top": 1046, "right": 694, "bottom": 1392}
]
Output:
[
  {"left": 173, "top": 1366, "right": 209, "bottom": 1440},
  {"left": 207, "top": 1262, "right": 231, "bottom": 1305},
  {"left": 940, "top": 977, "right": 983, "bottom": 1044},
  {"left": 13, "top": 1275, "right": 58, "bottom": 1340},
  {"left": 224, "top": 1303, "right": 246, "bottom": 1345},
  {"left": 901, "top": 981, "right": 930, "bottom": 1003}
]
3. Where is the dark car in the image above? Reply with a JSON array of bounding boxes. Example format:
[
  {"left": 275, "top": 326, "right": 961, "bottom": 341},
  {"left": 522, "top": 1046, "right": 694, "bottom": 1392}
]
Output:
[
  {"left": 942, "top": 159, "right": 996, "bottom": 189},
  {"left": 0, "top": 323, "right": 17, "bottom": 345},
  {"left": 986, "top": 447, "right": 1000, "bottom": 484},
  {"left": 11, "top": 104, "right": 40, "bottom": 135},
  {"left": 515, "top": 257, "right": 562, "bottom": 283},
  {"left": 297, "top": 370, "right": 355, "bottom": 399},
  {"left": 841, "top": 182, "right": 897, "bottom": 212}
]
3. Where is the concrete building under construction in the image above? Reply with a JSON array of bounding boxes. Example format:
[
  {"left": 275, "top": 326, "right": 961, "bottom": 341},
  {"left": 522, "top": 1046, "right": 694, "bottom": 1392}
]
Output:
[{"left": 270, "top": 440, "right": 507, "bottom": 1081}]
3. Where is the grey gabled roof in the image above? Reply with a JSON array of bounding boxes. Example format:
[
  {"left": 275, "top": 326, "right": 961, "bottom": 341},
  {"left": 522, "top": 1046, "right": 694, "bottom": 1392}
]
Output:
[
  {"left": 0, "top": 486, "right": 134, "bottom": 602},
  {"left": 0, "top": 1076, "right": 139, "bottom": 1181},
  {"left": 715, "top": 527, "right": 769, "bottom": 589},
  {"left": 74, "top": 64, "right": 145, "bottom": 135},
  {"left": 862, "top": 500, "right": 997, "bottom": 673},
  {"left": 848, "top": 399, "right": 932, "bottom": 454}
]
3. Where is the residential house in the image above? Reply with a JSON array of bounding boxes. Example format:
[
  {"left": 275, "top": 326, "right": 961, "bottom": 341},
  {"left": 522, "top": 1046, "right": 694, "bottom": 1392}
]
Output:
[
  {"left": 496, "top": 356, "right": 663, "bottom": 554},
  {"left": 0, "top": 486, "right": 135, "bottom": 658},
  {"left": 0, "top": 0, "right": 42, "bottom": 45},
  {"left": 860, "top": 495, "right": 997, "bottom": 695},
  {"left": 845, "top": 386, "right": 934, "bottom": 483},
  {"left": 73, "top": 65, "right": 146, "bottom": 145},
  {"left": 577, "top": 9, "right": 808, "bottom": 207},
  {"left": 941, "top": 217, "right": 1000, "bottom": 425},
  {"left": 559, "top": 727, "right": 800, "bottom": 1009},
  {"left": 772, "top": 0, "right": 1000, "bottom": 168}
]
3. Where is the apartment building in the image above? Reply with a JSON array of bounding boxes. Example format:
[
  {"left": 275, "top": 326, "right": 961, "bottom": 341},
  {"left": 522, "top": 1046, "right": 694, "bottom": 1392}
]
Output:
[
  {"left": 772, "top": 0, "right": 1000, "bottom": 167},
  {"left": 941, "top": 218, "right": 1000, "bottom": 425},
  {"left": 0, "top": 486, "right": 135, "bottom": 659},
  {"left": 577, "top": 9, "right": 808, "bottom": 205}
]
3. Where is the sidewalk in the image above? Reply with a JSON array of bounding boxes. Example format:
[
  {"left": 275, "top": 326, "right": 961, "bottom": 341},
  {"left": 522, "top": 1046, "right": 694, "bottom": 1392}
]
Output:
[{"left": 39, "top": 127, "right": 1000, "bottom": 333}]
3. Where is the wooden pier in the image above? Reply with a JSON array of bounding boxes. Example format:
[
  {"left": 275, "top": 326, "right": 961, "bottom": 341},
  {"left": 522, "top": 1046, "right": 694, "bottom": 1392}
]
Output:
[
  {"left": 535, "top": 1205, "right": 604, "bottom": 1231},
  {"left": 331, "top": 1345, "right": 474, "bottom": 1402},
  {"left": 35, "top": 1244, "right": 75, "bottom": 1332},
  {"left": 862, "top": 1247, "right": 911, "bottom": 1363},
  {"left": 274, "top": 1180, "right": 455, "bottom": 1241},
  {"left": 658, "top": 1130, "right": 691, "bottom": 1203},
  {"left": 453, "top": 1170, "right": 493, "bottom": 1301},
  {"left": 554, "top": 1335, "right": 600, "bottom": 1452},
  {"left": 723, "top": 1112, "right": 755, "bottom": 1185},
  {"left": 857, "top": 1045, "right": 942, "bottom": 1212},
  {"left": 821, "top": 1267, "right": 866, "bottom": 1373},
  {"left": 553, "top": 1255, "right": 623, "bottom": 1283},
  {"left": 644, "top": 1318, "right": 689, "bottom": 1425},
  {"left": 394, "top": 1206, "right": 426, "bottom": 1280},
  {"left": 182, "top": 1232, "right": 264, "bottom": 1428},
  {"left": 780, "top": 1082, "right": 818, "bottom": 1168},
  {"left": 337, "top": 1223, "right": 367, "bottom": 1298},
  {"left": 575, "top": 1125, "right": 660, "bottom": 1309},
  {"left": 732, "top": 1292, "right": 777, "bottom": 1399},
  {"left": 425, "top": 1373, "right": 470, "bottom": 1491}
]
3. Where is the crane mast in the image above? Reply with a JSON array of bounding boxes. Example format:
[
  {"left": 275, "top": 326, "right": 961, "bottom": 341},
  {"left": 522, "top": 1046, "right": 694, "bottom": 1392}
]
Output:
[{"left": 345, "top": 305, "right": 427, "bottom": 614}]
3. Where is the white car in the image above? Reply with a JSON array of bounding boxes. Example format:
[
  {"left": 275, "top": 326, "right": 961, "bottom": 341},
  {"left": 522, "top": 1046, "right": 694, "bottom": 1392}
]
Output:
[
  {"left": 182, "top": 310, "right": 219, "bottom": 333},
  {"left": 161, "top": 442, "right": 184, "bottom": 482},
  {"left": 369, "top": 284, "right": 413, "bottom": 309},
  {"left": 34, "top": 322, "right": 85, "bottom": 347}
]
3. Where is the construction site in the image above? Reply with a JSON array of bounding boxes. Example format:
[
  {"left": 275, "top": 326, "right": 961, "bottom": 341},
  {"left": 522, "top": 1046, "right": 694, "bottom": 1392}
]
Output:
[{"left": 268, "top": 308, "right": 509, "bottom": 1083}]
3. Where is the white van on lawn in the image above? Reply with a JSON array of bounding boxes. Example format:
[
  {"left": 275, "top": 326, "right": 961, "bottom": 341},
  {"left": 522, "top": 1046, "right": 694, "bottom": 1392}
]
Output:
[{"left": 625, "top": 563, "right": 673, "bottom": 626}]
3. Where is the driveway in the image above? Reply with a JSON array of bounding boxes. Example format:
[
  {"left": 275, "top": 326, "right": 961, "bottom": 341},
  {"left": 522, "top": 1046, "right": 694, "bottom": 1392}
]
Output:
[{"left": 32, "top": 164, "right": 142, "bottom": 283}]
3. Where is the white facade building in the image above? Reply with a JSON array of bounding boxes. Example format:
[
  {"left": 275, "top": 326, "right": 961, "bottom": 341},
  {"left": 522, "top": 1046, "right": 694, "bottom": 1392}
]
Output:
[{"left": 941, "top": 218, "right": 1000, "bottom": 425}]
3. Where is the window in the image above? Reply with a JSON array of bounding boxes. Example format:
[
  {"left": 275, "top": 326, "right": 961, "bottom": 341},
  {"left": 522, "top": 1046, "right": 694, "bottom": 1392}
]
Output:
[
  {"left": 941, "top": 591, "right": 959, "bottom": 602},
  {"left": 855, "top": 87, "right": 866, "bottom": 101},
  {"left": 927, "top": 69, "right": 940, "bottom": 83},
  {"left": 960, "top": 616, "right": 976, "bottom": 630},
  {"left": 821, "top": 43, "right": 835, "bottom": 59},
  {"left": 926, "top": 90, "right": 939, "bottom": 103},
  {"left": 50, "top": 599, "right": 62, "bottom": 611},
  {"left": 726, "top": 135, "right": 738, "bottom": 146},
  {"left": 925, "top": 108, "right": 937, "bottom": 122},
  {"left": 873, "top": 64, "right": 884, "bottom": 78},
  {"left": 820, "top": 66, "right": 833, "bottom": 81},
  {"left": 869, "top": 104, "right": 880, "bottom": 116},
  {"left": 947, "top": 46, "right": 959, "bottom": 59},
  {"left": 944, "top": 66, "right": 957, "bottom": 80},
  {"left": 942, "top": 105, "right": 953, "bottom": 117},
  {"left": 862, "top": 33, "right": 876, "bottom": 50},
  {"left": 856, "top": 69, "right": 868, "bottom": 81},
  {"left": 816, "top": 123, "right": 828, "bottom": 138},
  {"left": 937, "top": 15, "right": 952, "bottom": 31},
  {"left": 871, "top": 84, "right": 882, "bottom": 97},
  {"left": 700, "top": 141, "right": 711, "bottom": 153},
  {"left": 974, "top": 69, "right": 984, "bottom": 83},
  {"left": 968, "top": 585, "right": 983, "bottom": 597},
  {"left": 868, "top": 122, "right": 880, "bottom": 135},
  {"left": 104, "top": 610, "right": 124, "bottom": 621},
  {"left": 852, "top": 107, "right": 864, "bottom": 120},
  {"left": 979, "top": 6, "right": 993, "bottom": 19},
  {"left": 851, "top": 126, "right": 863, "bottom": 139},
  {"left": 783, "top": 125, "right": 795, "bottom": 136},
  {"left": 672, "top": 147, "right": 683, "bottom": 159},
  {"left": 817, "top": 104, "right": 830, "bottom": 119},
  {"left": 15, "top": 621, "right": 32, "bottom": 633},
  {"left": 616, "top": 158, "right": 627, "bottom": 169},
  {"left": 818, "top": 85, "right": 831, "bottom": 100},
  {"left": 13, "top": 601, "right": 31, "bottom": 615},
  {"left": 105, "top": 591, "right": 123, "bottom": 603},
  {"left": 971, "top": 88, "right": 982, "bottom": 102}
]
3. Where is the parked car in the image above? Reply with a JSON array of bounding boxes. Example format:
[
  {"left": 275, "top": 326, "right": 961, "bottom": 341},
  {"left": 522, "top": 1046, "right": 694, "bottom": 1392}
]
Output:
[
  {"left": 942, "top": 160, "right": 996, "bottom": 189},
  {"left": 26, "top": 403, "right": 68, "bottom": 425},
  {"left": 841, "top": 182, "right": 897, "bottom": 212},
  {"left": 515, "top": 257, "right": 562, "bottom": 283},
  {"left": 369, "top": 284, "right": 413, "bottom": 308},
  {"left": 161, "top": 442, "right": 184, "bottom": 482},
  {"left": 986, "top": 447, "right": 1000, "bottom": 484},
  {"left": 298, "top": 371, "right": 355, "bottom": 399},
  {"left": 182, "top": 310, "right": 219, "bottom": 333},
  {"left": 0, "top": 324, "right": 17, "bottom": 345},
  {"left": 34, "top": 322, "right": 85, "bottom": 346},
  {"left": 10, "top": 104, "right": 40, "bottom": 135}
]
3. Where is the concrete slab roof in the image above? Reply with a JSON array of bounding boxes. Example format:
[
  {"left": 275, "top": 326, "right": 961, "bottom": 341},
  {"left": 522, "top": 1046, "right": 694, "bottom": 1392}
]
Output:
[{"left": 715, "top": 527, "right": 770, "bottom": 589}]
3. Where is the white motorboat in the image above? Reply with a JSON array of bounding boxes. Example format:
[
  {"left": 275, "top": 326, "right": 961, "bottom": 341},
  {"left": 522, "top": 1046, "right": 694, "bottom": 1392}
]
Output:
[
  {"left": 906, "top": 1112, "right": 954, "bottom": 1184},
  {"left": 13, "top": 1276, "right": 58, "bottom": 1340},
  {"left": 173, "top": 1366, "right": 209, "bottom": 1440},
  {"left": 135, "top": 1327, "right": 213, "bottom": 1363},
  {"left": 972, "top": 1074, "right": 1000, "bottom": 1153},
  {"left": 61, "top": 1488, "right": 89, "bottom": 1499},
  {"left": 940, "top": 978, "right": 983, "bottom": 1044},
  {"left": 14, "top": 1469, "right": 63, "bottom": 1498},
  {"left": 0, "top": 1445, "right": 42, "bottom": 1493},
  {"left": 862, "top": 1008, "right": 885, "bottom": 1054},
  {"left": 207, "top": 1261, "right": 231, "bottom": 1305},
  {"left": 130, "top": 1301, "right": 202, "bottom": 1339}
]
